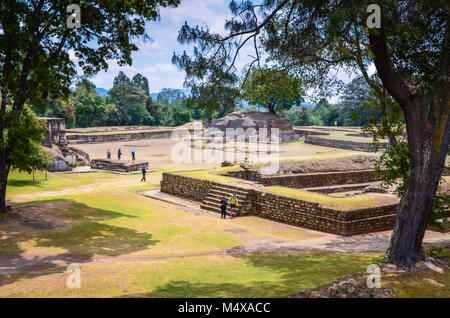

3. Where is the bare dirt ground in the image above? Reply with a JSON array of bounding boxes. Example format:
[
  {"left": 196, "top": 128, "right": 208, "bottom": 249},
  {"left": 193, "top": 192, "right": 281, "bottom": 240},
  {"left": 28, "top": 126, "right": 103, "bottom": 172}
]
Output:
[
  {"left": 275, "top": 154, "right": 379, "bottom": 174},
  {"left": 74, "top": 138, "right": 364, "bottom": 170}
]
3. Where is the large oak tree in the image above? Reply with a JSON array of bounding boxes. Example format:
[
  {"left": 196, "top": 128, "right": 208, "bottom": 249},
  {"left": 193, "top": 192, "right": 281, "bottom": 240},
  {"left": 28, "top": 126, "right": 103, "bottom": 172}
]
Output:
[
  {"left": 0, "top": 0, "right": 180, "bottom": 211},
  {"left": 174, "top": 0, "right": 449, "bottom": 268}
]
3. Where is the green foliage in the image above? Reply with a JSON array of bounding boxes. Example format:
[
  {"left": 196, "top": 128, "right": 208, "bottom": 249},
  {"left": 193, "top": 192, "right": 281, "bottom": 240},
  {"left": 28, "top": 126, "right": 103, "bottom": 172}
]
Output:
[
  {"left": 429, "top": 180, "right": 450, "bottom": 230},
  {"left": 339, "top": 77, "right": 373, "bottom": 126},
  {"left": 131, "top": 73, "right": 150, "bottom": 97},
  {"left": 109, "top": 83, "right": 149, "bottom": 126},
  {"left": 284, "top": 106, "right": 312, "bottom": 126},
  {"left": 241, "top": 67, "right": 303, "bottom": 115},
  {"left": 33, "top": 99, "right": 75, "bottom": 128},
  {"left": 113, "top": 71, "right": 131, "bottom": 87},
  {"left": 71, "top": 82, "right": 107, "bottom": 128},
  {"left": 6, "top": 106, "right": 49, "bottom": 173},
  {"left": 173, "top": 111, "right": 192, "bottom": 126}
]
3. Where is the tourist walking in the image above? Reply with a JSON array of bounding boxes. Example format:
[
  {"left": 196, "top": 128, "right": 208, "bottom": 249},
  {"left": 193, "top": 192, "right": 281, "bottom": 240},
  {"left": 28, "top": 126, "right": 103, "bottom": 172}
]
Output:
[
  {"left": 118, "top": 148, "right": 122, "bottom": 160},
  {"left": 131, "top": 149, "right": 136, "bottom": 161},
  {"left": 228, "top": 194, "right": 238, "bottom": 218},
  {"left": 141, "top": 167, "right": 146, "bottom": 182},
  {"left": 219, "top": 197, "right": 228, "bottom": 219},
  {"left": 107, "top": 149, "right": 111, "bottom": 160}
]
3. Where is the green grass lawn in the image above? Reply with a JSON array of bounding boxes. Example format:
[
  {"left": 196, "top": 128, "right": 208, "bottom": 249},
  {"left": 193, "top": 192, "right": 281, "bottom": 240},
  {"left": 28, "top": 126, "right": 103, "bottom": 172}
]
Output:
[
  {"left": 1, "top": 169, "right": 446, "bottom": 298},
  {"left": 0, "top": 172, "right": 385, "bottom": 297}
]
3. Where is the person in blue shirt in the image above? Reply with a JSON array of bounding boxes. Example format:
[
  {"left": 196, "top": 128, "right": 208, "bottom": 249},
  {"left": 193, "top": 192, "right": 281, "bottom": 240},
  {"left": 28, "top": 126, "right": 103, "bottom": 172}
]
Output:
[
  {"left": 141, "top": 167, "right": 146, "bottom": 182},
  {"left": 131, "top": 149, "right": 136, "bottom": 161},
  {"left": 219, "top": 197, "right": 228, "bottom": 219}
]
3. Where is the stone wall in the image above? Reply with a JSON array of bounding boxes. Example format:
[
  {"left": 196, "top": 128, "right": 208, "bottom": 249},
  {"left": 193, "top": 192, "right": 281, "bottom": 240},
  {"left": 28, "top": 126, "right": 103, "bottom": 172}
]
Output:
[
  {"left": 251, "top": 191, "right": 396, "bottom": 235},
  {"left": 160, "top": 172, "right": 212, "bottom": 202},
  {"left": 227, "top": 169, "right": 384, "bottom": 188},
  {"left": 67, "top": 129, "right": 192, "bottom": 144},
  {"left": 304, "top": 135, "right": 385, "bottom": 152},
  {"left": 90, "top": 159, "right": 148, "bottom": 172},
  {"left": 160, "top": 173, "right": 397, "bottom": 235}
]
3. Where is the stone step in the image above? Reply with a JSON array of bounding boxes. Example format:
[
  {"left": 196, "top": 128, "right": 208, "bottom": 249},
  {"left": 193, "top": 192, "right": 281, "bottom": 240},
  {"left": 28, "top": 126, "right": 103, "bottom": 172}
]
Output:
[
  {"left": 206, "top": 190, "right": 248, "bottom": 201},
  {"left": 200, "top": 202, "right": 240, "bottom": 215},
  {"left": 201, "top": 198, "right": 246, "bottom": 209},
  {"left": 209, "top": 185, "right": 249, "bottom": 196}
]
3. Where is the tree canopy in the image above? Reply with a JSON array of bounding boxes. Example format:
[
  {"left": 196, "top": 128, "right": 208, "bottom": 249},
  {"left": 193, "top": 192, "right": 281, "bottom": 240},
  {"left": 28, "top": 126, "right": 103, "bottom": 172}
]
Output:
[
  {"left": 0, "top": 0, "right": 181, "bottom": 211},
  {"left": 241, "top": 67, "right": 303, "bottom": 115}
]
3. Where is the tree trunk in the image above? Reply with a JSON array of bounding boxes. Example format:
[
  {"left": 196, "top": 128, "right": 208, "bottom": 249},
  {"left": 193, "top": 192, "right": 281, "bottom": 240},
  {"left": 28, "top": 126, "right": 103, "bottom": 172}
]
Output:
[
  {"left": 383, "top": 145, "right": 446, "bottom": 268},
  {"left": 0, "top": 156, "right": 10, "bottom": 213},
  {"left": 268, "top": 103, "right": 277, "bottom": 116}
]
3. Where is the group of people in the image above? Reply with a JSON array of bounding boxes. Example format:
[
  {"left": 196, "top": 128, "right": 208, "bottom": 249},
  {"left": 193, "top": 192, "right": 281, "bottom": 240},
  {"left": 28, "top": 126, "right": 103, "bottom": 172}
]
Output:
[
  {"left": 106, "top": 148, "right": 146, "bottom": 182},
  {"left": 219, "top": 194, "right": 238, "bottom": 219},
  {"left": 106, "top": 148, "right": 136, "bottom": 161}
]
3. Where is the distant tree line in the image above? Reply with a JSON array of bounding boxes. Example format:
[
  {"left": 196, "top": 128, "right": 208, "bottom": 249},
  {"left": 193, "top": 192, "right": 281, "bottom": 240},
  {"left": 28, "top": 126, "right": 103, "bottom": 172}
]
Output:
[
  {"left": 32, "top": 72, "right": 206, "bottom": 128},
  {"left": 33, "top": 71, "right": 374, "bottom": 129}
]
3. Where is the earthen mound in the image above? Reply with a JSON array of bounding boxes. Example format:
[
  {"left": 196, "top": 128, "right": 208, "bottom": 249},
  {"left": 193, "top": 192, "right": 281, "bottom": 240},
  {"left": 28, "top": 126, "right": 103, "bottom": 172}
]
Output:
[{"left": 210, "top": 111, "right": 300, "bottom": 142}]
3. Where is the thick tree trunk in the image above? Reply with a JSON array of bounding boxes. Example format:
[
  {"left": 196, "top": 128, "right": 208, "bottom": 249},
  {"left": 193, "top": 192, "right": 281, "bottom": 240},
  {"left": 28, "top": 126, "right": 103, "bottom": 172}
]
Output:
[
  {"left": 383, "top": 144, "right": 446, "bottom": 268},
  {"left": 268, "top": 103, "right": 277, "bottom": 116}
]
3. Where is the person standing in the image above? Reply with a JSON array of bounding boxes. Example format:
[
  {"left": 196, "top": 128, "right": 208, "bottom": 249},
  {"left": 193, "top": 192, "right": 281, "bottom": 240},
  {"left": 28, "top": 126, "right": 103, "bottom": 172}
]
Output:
[
  {"left": 228, "top": 194, "right": 238, "bottom": 218},
  {"left": 107, "top": 149, "right": 111, "bottom": 160},
  {"left": 219, "top": 197, "right": 228, "bottom": 219},
  {"left": 141, "top": 167, "right": 146, "bottom": 182},
  {"left": 117, "top": 148, "right": 122, "bottom": 160},
  {"left": 131, "top": 149, "right": 136, "bottom": 161}
]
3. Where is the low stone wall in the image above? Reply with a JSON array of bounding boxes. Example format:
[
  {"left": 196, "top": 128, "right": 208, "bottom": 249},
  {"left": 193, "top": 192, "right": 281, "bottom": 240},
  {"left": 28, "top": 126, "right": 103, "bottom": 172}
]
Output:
[
  {"left": 90, "top": 159, "right": 148, "bottom": 172},
  {"left": 228, "top": 169, "right": 384, "bottom": 188},
  {"left": 160, "top": 172, "right": 212, "bottom": 202},
  {"left": 251, "top": 191, "right": 396, "bottom": 235},
  {"left": 67, "top": 129, "right": 192, "bottom": 144},
  {"left": 304, "top": 135, "right": 385, "bottom": 152},
  {"left": 226, "top": 169, "right": 261, "bottom": 182},
  {"left": 160, "top": 173, "right": 397, "bottom": 235},
  {"left": 293, "top": 129, "right": 329, "bottom": 136}
]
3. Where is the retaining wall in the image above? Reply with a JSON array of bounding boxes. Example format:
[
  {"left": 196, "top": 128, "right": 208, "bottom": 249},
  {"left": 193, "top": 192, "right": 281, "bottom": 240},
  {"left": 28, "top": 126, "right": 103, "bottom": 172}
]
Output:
[
  {"left": 160, "top": 173, "right": 397, "bottom": 235},
  {"left": 227, "top": 169, "right": 384, "bottom": 188},
  {"left": 304, "top": 135, "right": 385, "bottom": 152},
  {"left": 67, "top": 129, "right": 192, "bottom": 144}
]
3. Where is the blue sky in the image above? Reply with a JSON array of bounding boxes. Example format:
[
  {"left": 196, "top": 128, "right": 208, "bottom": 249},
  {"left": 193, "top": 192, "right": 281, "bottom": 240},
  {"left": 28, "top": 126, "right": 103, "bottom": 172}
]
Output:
[
  {"left": 82, "top": 0, "right": 367, "bottom": 102},
  {"left": 87, "top": 0, "right": 235, "bottom": 93}
]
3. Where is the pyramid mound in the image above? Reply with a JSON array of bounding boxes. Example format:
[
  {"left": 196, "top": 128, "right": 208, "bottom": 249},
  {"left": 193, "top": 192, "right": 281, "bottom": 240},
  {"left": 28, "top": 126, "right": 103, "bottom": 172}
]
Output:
[{"left": 210, "top": 111, "right": 300, "bottom": 142}]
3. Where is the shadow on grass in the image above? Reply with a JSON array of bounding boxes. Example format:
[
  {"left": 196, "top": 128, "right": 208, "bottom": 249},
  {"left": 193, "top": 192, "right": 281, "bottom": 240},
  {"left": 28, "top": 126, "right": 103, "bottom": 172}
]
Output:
[
  {"left": 0, "top": 199, "right": 158, "bottom": 288},
  {"left": 122, "top": 252, "right": 383, "bottom": 298}
]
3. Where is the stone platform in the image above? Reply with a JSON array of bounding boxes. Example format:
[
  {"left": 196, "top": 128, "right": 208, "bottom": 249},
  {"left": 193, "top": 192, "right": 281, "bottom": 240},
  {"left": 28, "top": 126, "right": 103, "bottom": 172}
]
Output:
[{"left": 90, "top": 159, "right": 148, "bottom": 172}]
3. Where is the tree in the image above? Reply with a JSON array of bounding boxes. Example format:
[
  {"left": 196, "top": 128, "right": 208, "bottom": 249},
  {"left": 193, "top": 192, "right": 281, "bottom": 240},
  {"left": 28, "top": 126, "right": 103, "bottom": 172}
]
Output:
[
  {"left": 241, "top": 67, "right": 303, "bottom": 116},
  {"left": 0, "top": 0, "right": 181, "bottom": 211},
  {"left": 113, "top": 71, "right": 131, "bottom": 87},
  {"left": 109, "top": 83, "right": 149, "bottom": 126},
  {"left": 174, "top": 0, "right": 449, "bottom": 268},
  {"left": 340, "top": 77, "right": 373, "bottom": 126},
  {"left": 131, "top": 73, "right": 150, "bottom": 97},
  {"left": 285, "top": 106, "right": 312, "bottom": 126},
  {"left": 4, "top": 106, "right": 49, "bottom": 176},
  {"left": 173, "top": 110, "right": 191, "bottom": 126},
  {"left": 32, "top": 98, "right": 76, "bottom": 128},
  {"left": 71, "top": 83, "right": 107, "bottom": 127}
]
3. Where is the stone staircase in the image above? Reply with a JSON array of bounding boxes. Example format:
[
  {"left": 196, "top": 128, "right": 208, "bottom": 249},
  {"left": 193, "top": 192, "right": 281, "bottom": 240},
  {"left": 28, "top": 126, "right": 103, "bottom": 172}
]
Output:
[{"left": 200, "top": 183, "right": 251, "bottom": 216}]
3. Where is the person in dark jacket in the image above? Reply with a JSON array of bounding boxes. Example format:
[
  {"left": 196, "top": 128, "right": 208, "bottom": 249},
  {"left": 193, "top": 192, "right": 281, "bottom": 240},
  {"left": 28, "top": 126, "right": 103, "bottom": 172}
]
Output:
[
  {"left": 219, "top": 197, "right": 228, "bottom": 219},
  {"left": 118, "top": 148, "right": 122, "bottom": 160},
  {"left": 141, "top": 167, "right": 146, "bottom": 182}
]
